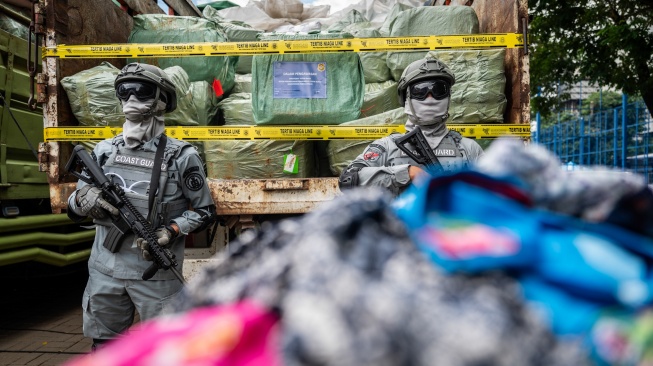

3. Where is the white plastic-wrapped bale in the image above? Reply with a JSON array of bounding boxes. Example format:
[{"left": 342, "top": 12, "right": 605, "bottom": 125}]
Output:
[
  {"left": 251, "top": 32, "right": 364, "bottom": 125},
  {"left": 360, "top": 81, "right": 401, "bottom": 118},
  {"left": 327, "top": 108, "right": 406, "bottom": 176},
  {"left": 386, "top": 6, "right": 479, "bottom": 81},
  {"left": 429, "top": 49, "right": 507, "bottom": 123}
]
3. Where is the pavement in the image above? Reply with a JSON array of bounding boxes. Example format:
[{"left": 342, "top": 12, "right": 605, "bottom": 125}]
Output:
[{"left": 0, "top": 263, "right": 92, "bottom": 366}]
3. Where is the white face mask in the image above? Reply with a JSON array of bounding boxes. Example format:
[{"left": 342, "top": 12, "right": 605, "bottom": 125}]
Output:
[
  {"left": 404, "top": 96, "right": 450, "bottom": 126},
  {"left": 122, "top": 96, "right": 165, "bottom": 148}
]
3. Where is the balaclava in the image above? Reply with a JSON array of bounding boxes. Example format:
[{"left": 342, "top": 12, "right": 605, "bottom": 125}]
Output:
[
  {"left": 404, "top": 89, "right": 451, "bottom": 150},
  {"left": 122, "top": 95, "right": 166, "bottom": 149}
]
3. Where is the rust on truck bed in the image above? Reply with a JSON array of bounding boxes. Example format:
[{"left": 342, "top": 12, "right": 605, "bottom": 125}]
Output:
[
  {"left": 471, "top": 0, "right": 530, "bottom": 125},
  {"left": 208, "top": 178, "right": 341, "bottom": 215}
]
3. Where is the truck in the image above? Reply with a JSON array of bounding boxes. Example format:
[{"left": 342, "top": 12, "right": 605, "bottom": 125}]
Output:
[
  {"left": 3, "top": 0, "right": 530, "bottom": 277},
  {"left": 0, "top": 3, "right": 95, "bottom": 269}
]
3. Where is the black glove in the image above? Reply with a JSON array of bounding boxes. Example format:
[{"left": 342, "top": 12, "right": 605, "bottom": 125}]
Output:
[
  {"left": 136, "top": 225, "right": 178, "bottom": 261},
  {"left": 76, "top": 186, "right": 119, "bottom": 219}
]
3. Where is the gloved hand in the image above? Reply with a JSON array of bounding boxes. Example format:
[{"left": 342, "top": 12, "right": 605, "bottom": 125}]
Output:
[
  {"left": 137, "top": 225, "right": 177, "bottom": 261},
  {"left": 76, "top": 185, "right": 119, "bottom": 219}
]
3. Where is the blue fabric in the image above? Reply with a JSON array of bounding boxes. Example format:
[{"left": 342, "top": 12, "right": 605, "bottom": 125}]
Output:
[{"left": 393, "top": 171, "right": 653, "bottom": 332}]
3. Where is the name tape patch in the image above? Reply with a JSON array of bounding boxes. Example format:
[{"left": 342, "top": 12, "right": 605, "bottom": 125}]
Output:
[{"left": 114, "top": 154, "right": 167, "bottom": 171}]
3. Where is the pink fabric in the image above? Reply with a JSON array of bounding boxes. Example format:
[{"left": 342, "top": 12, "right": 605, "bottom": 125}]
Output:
[{"left": 66, "top": 301, "right": 281, "bottom": 366}]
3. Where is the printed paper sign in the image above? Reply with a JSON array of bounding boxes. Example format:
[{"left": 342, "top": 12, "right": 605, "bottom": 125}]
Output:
[{"left": 273, "top": 61, "right": 327, "bottom": 99}]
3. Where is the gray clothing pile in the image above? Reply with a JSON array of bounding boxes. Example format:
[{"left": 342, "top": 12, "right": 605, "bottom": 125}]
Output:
[{"left": 171, "top": 188, "right": 588, "bottom": 366}]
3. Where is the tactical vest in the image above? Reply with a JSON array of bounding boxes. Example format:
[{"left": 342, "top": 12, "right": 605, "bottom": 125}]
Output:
[
  {"left": 100, "top": 136, "right": 190, "bottom": 228},
  {"left": 390, "top": 130, "right": 470, "bottom": 171}
]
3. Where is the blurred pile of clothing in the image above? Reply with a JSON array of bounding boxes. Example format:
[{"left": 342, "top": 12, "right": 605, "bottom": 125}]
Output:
[{"left": 67, "top": 139, "right": 653, "bottom": 366}]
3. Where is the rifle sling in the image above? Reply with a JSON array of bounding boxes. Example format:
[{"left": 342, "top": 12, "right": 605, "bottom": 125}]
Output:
[{"left": 147, "top": 134, "right": 167, "bottom": 223}]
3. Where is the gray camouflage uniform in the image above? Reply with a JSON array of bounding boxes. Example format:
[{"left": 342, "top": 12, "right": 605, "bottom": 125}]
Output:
[
  {"left": 346, "top": 124, "right": 484, "bottom": 196},
  {"left": 68, "top": 133, "right": 214, "bottom": 339}
]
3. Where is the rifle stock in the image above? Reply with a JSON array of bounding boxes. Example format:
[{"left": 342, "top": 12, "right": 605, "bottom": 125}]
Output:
[{"left": 66, "top": 145, "right": 186, "bottom": 284}]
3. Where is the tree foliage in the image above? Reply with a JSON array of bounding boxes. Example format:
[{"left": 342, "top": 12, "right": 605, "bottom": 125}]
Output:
[{"left": 529, "top": 0, "right": 653, "bottom": 117}]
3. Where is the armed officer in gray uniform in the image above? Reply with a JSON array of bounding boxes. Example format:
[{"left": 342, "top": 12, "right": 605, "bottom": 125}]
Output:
[
  {"left": 67, "top": 63, "right": 216, "bottom": 350},
  {"left": 339, "top": 55, "right": 484, "bottom": 196}
]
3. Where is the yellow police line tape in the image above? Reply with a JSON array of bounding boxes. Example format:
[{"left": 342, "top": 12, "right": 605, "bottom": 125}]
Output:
[
  {"left": 43, "top": 33, "right": 525, "bottom": 58},
  {"left": 43, "top": 125, "right": 531, "bottom": 142}
]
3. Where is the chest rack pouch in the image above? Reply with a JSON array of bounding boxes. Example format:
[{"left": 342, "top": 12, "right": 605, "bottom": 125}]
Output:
[{"left": 65, "top": 145, "right": 186, "bottom": 284}]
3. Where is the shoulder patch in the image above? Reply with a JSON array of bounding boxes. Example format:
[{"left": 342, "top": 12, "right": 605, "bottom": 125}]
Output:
[
  {"left": 184, "top": 172, "right": 204, "bottom": 191},
  {"left": 363, "top": 145, "right": 384, "bottom": 161},
  {"left": 183, "top": 166, "right": 200, "bottom": 178}
]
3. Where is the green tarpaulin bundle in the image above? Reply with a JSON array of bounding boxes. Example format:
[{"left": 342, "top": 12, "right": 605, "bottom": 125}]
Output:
[
  {"left": 342, "top": 23, "right": 392, "bottom": 84},
  {"left": 204, "top": 140, "right": 315, "bottom": 179},
  {"left": 428, "top": 49, "right": 507, "bottom": 123},
  {"left": 251, "top": 33, "right": 364, "bottom": 125},
  {"left": 327, "top": 107, "right": 406, "bottom": 176},
  {"left": 360, "top": 81, "right": 401, "bottom": 118},
  {"left": 61, "top": 62, "right": 219, "bottom": 127},
  {"left": 60, "top": 62, "right": 124, "bottom": 127},
  {"left": 204, "top": 98, "right": 315, "bottom": 178},
  {"left": 327, "top": 9, "right": 368, "bottom": 33},
  {"left": 386, "top": 6, "right": 479, "bottom": 81},
  {"left": 0, "top": 13, "right": 28, "bottom": 39},
  {"left": 216, "top": 92, "right": 253, "bottom": 125},
  {"left": 232, "top": 74, "right": 253, "bottom": 94},
  {"left": 189, "top": 80, "right": 221, "bottom": 125},
  {"left": 197, "top": 0, "right": 239, "bottom": 11},
  {"left": 203, "top": 6, "right": 262, "bottom": 75},
  {"left": 128, "top": 14, "right": 236, "bottom": 93},
  {"left": 206, "top": 93, "right": 315, "bottom": 179}
]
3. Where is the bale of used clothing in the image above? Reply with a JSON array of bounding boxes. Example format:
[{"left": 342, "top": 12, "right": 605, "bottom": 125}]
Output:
[
  {"left": 162, "top": 66, "right": 201, "bottom": 126},
  {"left": 232, "top": 74, "right": 253, "bottom": 94},
  {"left": 428, "top": 49, "right": 507, "bottom": 123},
  {"left": 378, "top": 3, "right": 413, "bottom": 36},
  {"left": 203, "top": 6, "right": 262, "bottom": 75},
  {"left": 203, "top": 139, "right": 314, "bottom": 179},
  {"left": 128, "top": 14, "right": 236, "bottom": 93},
  {"left": 360, "top": 80, "right": 401, "bottom": 118},
  {"left": 327, "top": 108, "right": 406, "bottom": 176},
  {"left": 0, "top": 12, "right": 28, "bottom": 39},
  {"left": 326, "top": 9, "right": 368, "bottom": 33},
  {"left": 204, "top": 101, "right": 315, "bottom": 178},
  {"left": 251, "top": 32, "right": 364, "bottom": 125},
  {"left": 60, "top": 62, "right": 125, "bottom": 127},
  {"left": 385, "top": 6, "right": 479, "bottom": 81},
  {"left": 342, "top": 23, "right": 392, "bottom": 84},
  {"left": 189, "top": 80, "right": 221, "bottom": 125},
  {"left": 215, "top": 92, "right": 253, "bottom": 125},
  {"left": 61, "top": 63, "right": 218, "bottom": 128}
]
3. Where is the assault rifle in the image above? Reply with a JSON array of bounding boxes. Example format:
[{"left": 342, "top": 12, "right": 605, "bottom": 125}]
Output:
[
  {"left": 394, "top": 126, "right": 444, "bottom": 173},
  {"left": 65, "top": 145, "right": 186, "bottom": 284}
]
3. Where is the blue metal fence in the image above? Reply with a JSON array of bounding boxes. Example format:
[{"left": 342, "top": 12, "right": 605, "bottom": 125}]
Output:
[{"left": 533, "top": 100, "right": 653, "bottom": 183}]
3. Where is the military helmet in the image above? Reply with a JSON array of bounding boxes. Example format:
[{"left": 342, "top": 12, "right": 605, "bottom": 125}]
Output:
[
  {"left": 115, "top": 63, "right": 177, "bottom": 113},
  {"left": 397, "top": 56, "right": 455, "bottom": 106}
]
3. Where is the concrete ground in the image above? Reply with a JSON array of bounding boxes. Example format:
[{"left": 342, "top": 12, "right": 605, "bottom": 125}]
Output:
[{"left": 0, "top": 262, "right": 91, "bottom": 366}]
